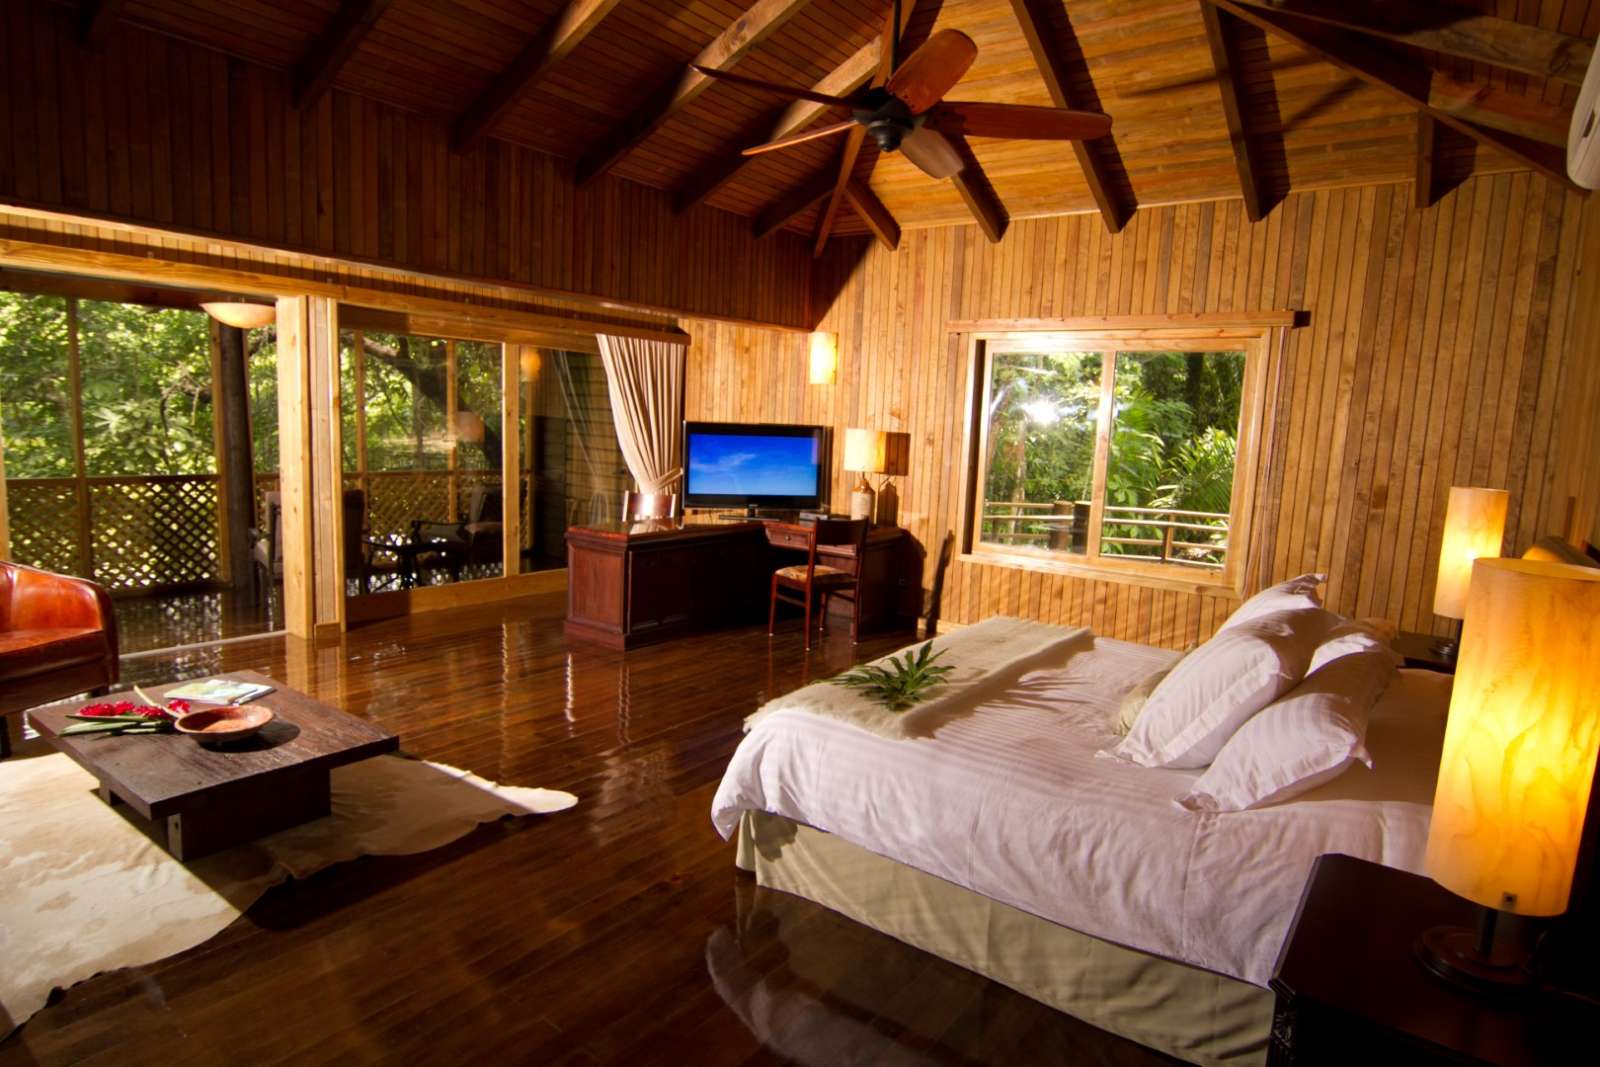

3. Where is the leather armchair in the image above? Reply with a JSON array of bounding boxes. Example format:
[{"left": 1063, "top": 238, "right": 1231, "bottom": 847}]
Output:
[{"left": 0, "top": 561, "right": 119, "bottom": 758}]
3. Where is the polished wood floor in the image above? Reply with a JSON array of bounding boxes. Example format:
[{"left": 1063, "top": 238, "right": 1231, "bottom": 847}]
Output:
[{"left": 3, "top": 594, "right": 1176, "bottom": 1066}]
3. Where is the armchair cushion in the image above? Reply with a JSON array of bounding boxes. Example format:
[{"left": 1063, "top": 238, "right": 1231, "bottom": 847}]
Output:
[{"left": 0, "top": 628, "right": 107, "bottom": 682}]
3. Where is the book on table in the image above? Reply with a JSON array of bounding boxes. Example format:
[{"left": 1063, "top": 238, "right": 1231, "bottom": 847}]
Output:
[{"left": 162, "top": 679, "right": 276, "bottom": 705}]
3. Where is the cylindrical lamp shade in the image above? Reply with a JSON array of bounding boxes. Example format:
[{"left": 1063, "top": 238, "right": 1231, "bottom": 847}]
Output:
[
  {"left": 1432, "top": 486, "right": 1509, "bottom": 619},
  {"left": 808, "top": 332, "right": 838, "bottom": 385},
  {"left": 842, "top": 428, "right": 887, "bottom": 473},
  {"left": 1424, "top": 558, "right": 1600, "bottom": 916}
]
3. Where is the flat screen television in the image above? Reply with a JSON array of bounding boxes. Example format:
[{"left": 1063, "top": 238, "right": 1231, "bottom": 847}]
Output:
[{"left": 683, "top": 421, "right": 828, "bottom": 509}]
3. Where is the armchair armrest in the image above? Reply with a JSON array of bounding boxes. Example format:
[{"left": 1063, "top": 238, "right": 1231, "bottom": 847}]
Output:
[{"left": 6, "top": 564, "right": 115, "bottom": 634}]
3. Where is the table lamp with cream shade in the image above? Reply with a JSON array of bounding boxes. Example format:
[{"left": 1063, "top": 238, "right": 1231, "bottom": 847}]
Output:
[
  {"left": 842, "top": 428, "right": 887, "bottom": 523},
  {"left": 1430, "top": 486, "right": 1509, "bottom": 659},
  {"left": 1417, "top": 557, "right": 1600, "bottom": 994}
]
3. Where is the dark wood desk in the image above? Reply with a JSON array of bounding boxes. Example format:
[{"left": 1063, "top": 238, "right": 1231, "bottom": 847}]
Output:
[{"left": 565, "top": 520, "right": 918, "bottom": 649}]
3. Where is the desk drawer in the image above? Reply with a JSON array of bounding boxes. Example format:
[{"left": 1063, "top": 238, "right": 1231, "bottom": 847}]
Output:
[{"left": 766, "top": 527, "right": 812, "bottom": 551}]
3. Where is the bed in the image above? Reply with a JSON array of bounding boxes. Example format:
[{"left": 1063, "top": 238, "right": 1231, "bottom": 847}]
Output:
[{"left": 711, "top": 634, "right": 1452, "bottom": 1066}]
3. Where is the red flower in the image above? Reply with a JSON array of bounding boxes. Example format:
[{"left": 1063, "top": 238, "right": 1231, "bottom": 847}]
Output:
[
  {"left": 166, "top": 699, "right": 192, "bottom": 714},
  {"left": 137, "top": 706, "right": 170, "bottom": 720},
  {"left": 113, "top": 700, "right": 136, "bottom": 714},
  {"left": 80, "top": 703, "right": 115, "bottom": 717}
]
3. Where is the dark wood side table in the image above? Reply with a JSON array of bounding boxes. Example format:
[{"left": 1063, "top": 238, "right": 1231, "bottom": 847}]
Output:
[
  {"left": 1392, "top": 630, "right": 1458, "bottom": 674},
  {"left": 1269, "top": 854, "right": 1597, "bottom": 1066}
]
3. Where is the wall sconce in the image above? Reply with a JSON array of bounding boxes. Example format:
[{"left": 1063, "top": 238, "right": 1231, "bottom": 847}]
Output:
[
  {"left": 1431, "top": 486, "right": 1509, "bottom": 658},
  {"left": 808, "top": 331, "right": 838, "bottom": 385},
  {"left": 200, "top": 301, "right": 277, "bottom": 330}
]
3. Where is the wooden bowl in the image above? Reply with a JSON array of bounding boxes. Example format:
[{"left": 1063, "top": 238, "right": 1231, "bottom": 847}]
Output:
[{"left": 173, "top": 704, "right": 275, "bottom": 744}]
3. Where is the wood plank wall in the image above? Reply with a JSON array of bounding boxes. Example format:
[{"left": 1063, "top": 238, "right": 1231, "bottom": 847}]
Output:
[
  {"left": 685, "top": 174, "right": 1595, "bottom": 648},
  {"left": 0, "top": 0, "right": 810, "bottom": 329},
  {"left": 1557, "top": 194, "right": 1600, "bottom": 547}
]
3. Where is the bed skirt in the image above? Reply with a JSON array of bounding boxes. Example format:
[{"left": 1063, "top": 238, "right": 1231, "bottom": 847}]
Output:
[{"left": 736, "top": 811, "right": 1271, "bottom": 1067}]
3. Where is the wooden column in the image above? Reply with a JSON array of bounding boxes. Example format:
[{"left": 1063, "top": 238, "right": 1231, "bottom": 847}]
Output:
[
  {"left": 213, "top": 321, "right": 255, "bottom": 589},
  {"left": 0, "top": 380, "right": 10, "bottom": 559},
  {"left": 275, "top": 295, "right": 345, "bottom": 638},
  {"left": 502, "top": 343, "right": 521, "bottom": 578},
  {"left": 446, "top": 338, "right": 460, "bottom": 522}
]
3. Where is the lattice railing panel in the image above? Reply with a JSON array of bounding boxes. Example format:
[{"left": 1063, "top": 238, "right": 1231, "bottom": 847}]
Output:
[
  {"left": 89, "top": 476, "right": 220, "bottom": 591},
  {"left": 6, "top": 478, "right": 86, "bottom": 577},
  {"left": 359, "top": 472, "right": 455, "bottom": 541}
]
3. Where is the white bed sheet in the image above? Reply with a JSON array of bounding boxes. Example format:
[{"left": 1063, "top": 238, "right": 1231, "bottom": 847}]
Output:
[{"left": 711, "top": 636, "right": 1450, "bottom": 986}]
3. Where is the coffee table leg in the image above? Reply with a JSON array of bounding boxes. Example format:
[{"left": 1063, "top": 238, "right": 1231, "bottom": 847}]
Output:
[{"left": 164, "top": 766, "right": 334, "bottom": 861}]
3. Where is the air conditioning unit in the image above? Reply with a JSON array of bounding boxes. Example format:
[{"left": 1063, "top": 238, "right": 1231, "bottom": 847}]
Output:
[{"left": 1572, "top": 48, "right": 1600, "bottom": 189}]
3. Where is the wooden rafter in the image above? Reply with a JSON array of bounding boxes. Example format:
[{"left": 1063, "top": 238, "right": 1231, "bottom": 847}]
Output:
[
  {"left": 293, "top": 0, "right": 394, "bottom": 111},
  {"left": 673, "top": 1, "right": 918, "bottom": 214},
  {"left": 843, "top": 179, "right": 900, "bottom": 251},
  {"left": 78, "top": 0, "right": 128, "bottom": 48},
  {"left": 1233, "top": 0, "right": 1594, "bottom": 88},
  {"left": 1007, "top": 0, "right": 1132, "bottom": 233},
  {"left": 574, "top": 0, "right": 814, "bottom": 188},
  {"left": 752, "top": 169, "right": 834, "bottom": 238},
  {"left": 946, "top": 132, "right": 1008, "bottom": 243},
  {"left": 813, "top": 128, "right": 867, "bottom": 256},
  {"left": 1213, "top": 0, "right": 1583, "bottom": 193},
  {"left": 1199, "top": 1, "right": 1276, "bottom": 222},
  {"left": 452, "top": 0, "right": 624, "bottom": 152},
  {"left": 1413, "top": 113, "right": 1437, "bottom": 210}
]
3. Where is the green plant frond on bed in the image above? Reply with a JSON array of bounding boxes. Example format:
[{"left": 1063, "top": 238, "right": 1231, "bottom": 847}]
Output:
[{"left": 829, "top": 641, "right": 956, "bottom": 713}]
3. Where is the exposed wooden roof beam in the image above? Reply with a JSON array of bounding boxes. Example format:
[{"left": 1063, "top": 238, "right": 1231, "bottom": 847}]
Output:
[
  {"left": 843, "top": 180, "right": 900, "bottom": 251},
  {"left": 79, "top": 0, "right": 128, "bottom": 48},
  {"left": 752, "top": 169, "right": 834, "bottom": 238},
  {"left": 1414, "top": 112, "right": 1437, "bottom": 210},
  {"left": 452, "top": 0, "right": 625, "bottom": 152},
  {"left": 293, "top": 0, "right": 394, "bottom": 111},
  {"left": 946, "top": 133, "right": 1008, "bottom": 243},
  {"left": 1213, "top": 0, "right": 1583, "bottom": 192},
  {"left": 813, "top": 128, "right": 866, "bottom": 256},
  {"left": 672, "top": 1, "right": 917, "bottom": 214},
  {"left": 1233, "top": 0, "right": 1594, "bottom": 88},
  {"left": 574, "top": 0, "right": 814, "bottom": 189},
  {"left": 1199, "top": 1, "right": 1277, "bottom": 222},
  {"left": 1424, "top": 74, "right": 1568, "bottom": 147},
  {"left": 1007, "top": 0, "right": 1132, "bottom": 234}
]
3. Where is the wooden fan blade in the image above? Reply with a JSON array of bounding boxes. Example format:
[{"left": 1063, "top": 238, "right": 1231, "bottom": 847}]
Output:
[
  {"left": 899, "top": 123, "right": 964, "bottom": 179},
  {"left": 741, "top": 120, "right": 857, "bottom": 157},
  {"left": 690, "top": 64, "right": 857, "bottom": 108},
  {"left": 886, "top": 29, "right": 977, "bottom": 114},
  {"left": 935, "top": 101, "right": 1113, "bottom": 141}
]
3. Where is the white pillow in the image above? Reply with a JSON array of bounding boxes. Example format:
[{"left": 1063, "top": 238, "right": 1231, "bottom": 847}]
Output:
[
  {"left": 1308, "top": 618, "right": 1392, "bottom": 674},
  {"left": 1110, "top": 609, "right": 1331, "bottom": 769},
  {"left": 1178, "top": 645, "right": 1398, "bottom": 812},
  {"left": 1218, "top": 573, "right": 1326, "bottom": 634}
]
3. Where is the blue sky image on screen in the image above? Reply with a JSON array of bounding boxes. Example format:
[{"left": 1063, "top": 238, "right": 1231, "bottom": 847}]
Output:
[{"left": 687, "top": 432, "right": 819, "bottom": 496}]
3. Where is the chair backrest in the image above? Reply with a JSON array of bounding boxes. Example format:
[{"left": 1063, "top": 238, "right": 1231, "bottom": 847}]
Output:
[
  {"left": 623, "top": 489, "right": 676, "bottom": 521},
  {"left": 262, "top": 491, "right": 282, "bottom": 564},
  {"left": 466, "top": 484, "right": 503, "bottom": 524},
  {"left": 812, "top": 517, "right": 868, "bottom": 555}
]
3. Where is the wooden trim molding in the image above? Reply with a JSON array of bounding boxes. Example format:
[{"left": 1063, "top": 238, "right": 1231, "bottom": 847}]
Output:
[
  {"left": 948, "top": 312, "right": 1301, "bottom": 332},
  {"left": 345, "top": 568, "right": 568, "bottom": 626}
]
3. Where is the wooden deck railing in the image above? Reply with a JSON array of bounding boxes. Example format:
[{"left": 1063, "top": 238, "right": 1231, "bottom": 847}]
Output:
[{"left": 981, "top": 500, "right": 1229, "bottom": 568}]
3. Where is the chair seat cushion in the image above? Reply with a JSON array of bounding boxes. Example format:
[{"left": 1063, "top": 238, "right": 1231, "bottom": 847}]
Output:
[
  {"left": 775, "top": 564, "right": 852, "bottom": 582},
  {"left": 0, "top": 628, "right": 108, "bottom": 681}
]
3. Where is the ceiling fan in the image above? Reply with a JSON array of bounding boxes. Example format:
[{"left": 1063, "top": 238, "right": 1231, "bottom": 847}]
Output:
[{"left": 692, "top": 21, "right": 1113, "bottom": 183}]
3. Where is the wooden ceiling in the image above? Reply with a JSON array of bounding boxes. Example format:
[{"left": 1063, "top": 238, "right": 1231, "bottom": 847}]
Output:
[{"left": 66, "top": 0, "right": 1597, "bottom": 249}]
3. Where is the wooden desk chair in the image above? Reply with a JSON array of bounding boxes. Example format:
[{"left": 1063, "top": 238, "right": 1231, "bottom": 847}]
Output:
[
  {"left": 768, "top": 518, "right": 868, "bottom": 650},
  {"left": 623, "top": 490, "right": 676, "bottom": 521}
]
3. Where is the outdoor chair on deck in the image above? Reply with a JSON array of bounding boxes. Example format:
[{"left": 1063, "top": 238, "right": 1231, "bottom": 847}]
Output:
[
  {"left": 252, "top": 490, "right": 403, "bottom": 603},
  {"left": 413, "top": 484, "right": 503, "bottom": 578}
]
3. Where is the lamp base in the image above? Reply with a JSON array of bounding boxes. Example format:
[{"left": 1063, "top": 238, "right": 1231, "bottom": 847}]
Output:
[
  {"left": 1429, "top": 636, "right": 1458, "bottom": 660},
  {"left": 850, "top": 477, "right": 877, "bottom": 523},
  {"left": 1414, "top": 924, "right": 1534, "bottom": 997}
]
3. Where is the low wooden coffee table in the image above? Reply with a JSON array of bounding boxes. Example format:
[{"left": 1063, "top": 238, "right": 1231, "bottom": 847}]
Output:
[{"left": 31, "top": 670, "right": 399, "bottom": 860}]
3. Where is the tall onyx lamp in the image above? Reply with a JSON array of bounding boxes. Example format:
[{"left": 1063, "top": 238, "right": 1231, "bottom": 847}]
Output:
[
  {"left": 1430, "top": 486, "right": 1509, "bottom": 660},
  {"left": 1417, "top": 557, "right": 1600, "bottom": 994}
]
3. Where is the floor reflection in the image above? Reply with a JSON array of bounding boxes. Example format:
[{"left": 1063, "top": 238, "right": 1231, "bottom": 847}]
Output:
[{"left": 115, "top": 587, "right": 284, "bottom": 654}]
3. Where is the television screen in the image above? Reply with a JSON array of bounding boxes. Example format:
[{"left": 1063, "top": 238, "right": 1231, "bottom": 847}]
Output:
[{"left": 683, "top": 422, "right": 827, "bottom": 508}]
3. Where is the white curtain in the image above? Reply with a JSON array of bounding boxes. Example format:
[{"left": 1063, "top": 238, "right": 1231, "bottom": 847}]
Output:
[{"left": 597, "top": 333, "right": 686, "bottom": 497}]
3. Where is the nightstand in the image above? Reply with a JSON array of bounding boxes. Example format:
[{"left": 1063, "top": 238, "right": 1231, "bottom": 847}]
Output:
[
  {"left": 1269, "top": 854, "right": 1596, "bottom": 1066},
  {"left": 1391, "top": 630, "right": 1457, "bottom": 674}
]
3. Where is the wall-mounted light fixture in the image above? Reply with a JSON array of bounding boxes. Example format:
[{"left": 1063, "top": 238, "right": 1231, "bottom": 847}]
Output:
[
  {"left": 808, "top": 331, "right": 838, "bottom": 385},
  {"left": 201, "top": 301, "right": 277, "bottom": 330}
]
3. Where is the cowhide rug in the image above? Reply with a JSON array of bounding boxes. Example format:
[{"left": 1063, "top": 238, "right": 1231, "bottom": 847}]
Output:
[{"left": 0, "top": 744, "right": 576, "bottom": 1034}]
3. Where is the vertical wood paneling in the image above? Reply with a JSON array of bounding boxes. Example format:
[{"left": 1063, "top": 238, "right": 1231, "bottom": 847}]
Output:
[
  {"left": 687, "top": 175, "right": 1595, "bottom": 648},
  {"left": 0, "top": 2, "right": 810, "bottom": 329}
]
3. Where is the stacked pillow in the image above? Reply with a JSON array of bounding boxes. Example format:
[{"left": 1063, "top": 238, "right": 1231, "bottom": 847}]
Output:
[{"left": 1107, "top": 574, "right": 1401, "bottom": 811}]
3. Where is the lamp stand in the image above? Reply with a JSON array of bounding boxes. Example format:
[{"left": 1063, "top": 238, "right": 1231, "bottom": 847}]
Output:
[
  {"left": 849, "top": 473, "right": 877, "bottom": 524},
  {"left": 1414, "top": 906, "right": 1535, "bottom": 997},
  {"left": 1429, "top": 617, "right": 1461, "bottom": 661}
]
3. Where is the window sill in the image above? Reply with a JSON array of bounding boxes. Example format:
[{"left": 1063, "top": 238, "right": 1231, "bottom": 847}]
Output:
[{"left": 959, "top": 547, "right": 1239, "bottom": 597}]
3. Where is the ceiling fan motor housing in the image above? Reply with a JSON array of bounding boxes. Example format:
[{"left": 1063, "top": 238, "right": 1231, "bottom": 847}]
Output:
[{"left": 852, "top": 90, "right": 916, "bottom": 154}]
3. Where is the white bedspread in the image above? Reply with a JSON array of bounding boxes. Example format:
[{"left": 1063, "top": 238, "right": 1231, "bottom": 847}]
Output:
[{"left": 711, "top": 636, "right": 1450, "bottom": 987}]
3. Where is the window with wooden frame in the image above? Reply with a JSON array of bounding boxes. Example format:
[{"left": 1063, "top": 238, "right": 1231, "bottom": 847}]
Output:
[{"left": 959, "top": 321, "right": 1282, "bottom": 593}]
